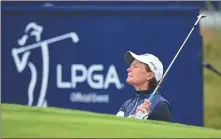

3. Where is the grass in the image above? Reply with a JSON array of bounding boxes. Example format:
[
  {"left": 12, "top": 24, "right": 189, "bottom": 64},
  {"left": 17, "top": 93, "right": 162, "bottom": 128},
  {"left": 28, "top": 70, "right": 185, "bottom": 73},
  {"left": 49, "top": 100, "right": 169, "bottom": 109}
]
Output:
[
  {"left": 201, "top": 28, "right": 221, "bottom": 129},
  {"left": 2, "top": 103, "right": 221, "bottom": 138}
]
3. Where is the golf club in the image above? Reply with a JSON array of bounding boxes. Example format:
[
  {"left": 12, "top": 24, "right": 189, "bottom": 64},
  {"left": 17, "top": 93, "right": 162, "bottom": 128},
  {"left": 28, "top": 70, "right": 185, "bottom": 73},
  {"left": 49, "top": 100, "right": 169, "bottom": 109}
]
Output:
[
  {"left": 148, "top": 14, "right": 206, "bottom": 101},
  {"left": 135, "top": 14, "right": 207, "bottom": 120}
]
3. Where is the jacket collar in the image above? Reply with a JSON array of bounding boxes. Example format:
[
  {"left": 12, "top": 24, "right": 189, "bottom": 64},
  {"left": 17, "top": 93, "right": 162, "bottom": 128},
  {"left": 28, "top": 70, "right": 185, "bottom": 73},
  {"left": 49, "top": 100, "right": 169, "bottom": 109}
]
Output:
[{"left": 135, "top": 89, "right": 154, "bottom": 98}]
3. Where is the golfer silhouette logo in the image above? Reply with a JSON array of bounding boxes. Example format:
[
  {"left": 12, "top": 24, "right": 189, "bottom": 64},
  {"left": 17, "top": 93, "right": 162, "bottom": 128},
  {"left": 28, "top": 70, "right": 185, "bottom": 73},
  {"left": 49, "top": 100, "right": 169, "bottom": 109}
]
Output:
[{"left": 12, "top": 22, "right": 79, "bottom": 107}]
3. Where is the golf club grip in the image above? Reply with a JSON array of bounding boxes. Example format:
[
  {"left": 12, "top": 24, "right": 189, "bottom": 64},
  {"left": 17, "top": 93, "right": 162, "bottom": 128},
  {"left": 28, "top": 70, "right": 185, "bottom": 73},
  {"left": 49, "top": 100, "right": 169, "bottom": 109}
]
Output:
[{"left": 148, "top": 93, "right": 154, "bottom": 102}]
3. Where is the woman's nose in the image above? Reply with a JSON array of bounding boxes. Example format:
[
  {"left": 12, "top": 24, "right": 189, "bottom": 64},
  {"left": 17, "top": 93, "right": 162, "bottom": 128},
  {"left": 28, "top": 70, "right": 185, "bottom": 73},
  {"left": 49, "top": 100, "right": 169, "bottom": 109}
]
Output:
[{"left": 127, "top": 67, "right": 131, "bottom": 72}]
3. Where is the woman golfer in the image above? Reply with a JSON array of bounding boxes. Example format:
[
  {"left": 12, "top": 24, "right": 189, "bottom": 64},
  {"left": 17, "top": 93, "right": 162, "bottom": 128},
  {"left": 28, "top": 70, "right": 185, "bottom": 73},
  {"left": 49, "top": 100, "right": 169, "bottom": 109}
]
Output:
[{"left": 117, "top": 51, "right": 172, "bottom": 122}]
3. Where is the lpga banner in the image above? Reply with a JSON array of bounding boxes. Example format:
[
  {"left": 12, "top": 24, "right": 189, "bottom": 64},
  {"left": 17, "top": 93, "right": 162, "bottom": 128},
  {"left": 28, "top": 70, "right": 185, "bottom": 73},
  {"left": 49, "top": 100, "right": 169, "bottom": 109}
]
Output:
[{"left": 2, "top": 4, "right": 203, "bottom": 126}]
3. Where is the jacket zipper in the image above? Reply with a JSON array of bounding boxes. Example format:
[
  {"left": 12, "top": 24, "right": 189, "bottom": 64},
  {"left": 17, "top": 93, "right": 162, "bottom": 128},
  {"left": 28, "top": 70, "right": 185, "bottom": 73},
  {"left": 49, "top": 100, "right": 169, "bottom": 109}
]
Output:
[{"left": 128, "top": 97, "right": 138, "bottom": 116}]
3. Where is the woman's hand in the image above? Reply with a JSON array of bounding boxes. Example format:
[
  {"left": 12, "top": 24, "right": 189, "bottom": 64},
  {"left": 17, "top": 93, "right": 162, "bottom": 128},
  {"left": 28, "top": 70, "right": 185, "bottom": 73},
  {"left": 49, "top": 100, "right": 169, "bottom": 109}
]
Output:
[{"left": 136, "top": 99, "right": 151, "bottom": 113}]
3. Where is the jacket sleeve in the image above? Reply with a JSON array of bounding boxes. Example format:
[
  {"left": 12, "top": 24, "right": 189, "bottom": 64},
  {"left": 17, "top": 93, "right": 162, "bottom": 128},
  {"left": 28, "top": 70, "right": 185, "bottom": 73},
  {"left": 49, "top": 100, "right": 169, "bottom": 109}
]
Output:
[
  {"left": 118, "top": 99, "right": 132, "bottom": 112},
  {"left": 118, "top": 100, "right": 128, "bottom": 112},
  {"left": 118, "top": 104, "right": 125, "bottom": 112},
  {"left": 116, "top": 101, "right": 127, "bottom": 117},
  {"left": 148, "top": 102, "right": 172, "bottom": 122}
]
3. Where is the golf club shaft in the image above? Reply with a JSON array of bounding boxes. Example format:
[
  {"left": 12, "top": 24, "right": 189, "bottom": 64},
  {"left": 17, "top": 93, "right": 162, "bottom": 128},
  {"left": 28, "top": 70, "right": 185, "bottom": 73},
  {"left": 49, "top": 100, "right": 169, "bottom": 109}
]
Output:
[{"left": 148, "top": 15, "right": 205, "bottom": 101}]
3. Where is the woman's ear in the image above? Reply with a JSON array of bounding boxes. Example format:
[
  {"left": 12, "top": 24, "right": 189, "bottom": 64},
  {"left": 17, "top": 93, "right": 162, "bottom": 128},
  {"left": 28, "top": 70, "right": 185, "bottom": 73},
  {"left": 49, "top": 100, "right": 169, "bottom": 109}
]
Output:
[{"left": 146, "top": 72, "right": 154, "bottom": 81}]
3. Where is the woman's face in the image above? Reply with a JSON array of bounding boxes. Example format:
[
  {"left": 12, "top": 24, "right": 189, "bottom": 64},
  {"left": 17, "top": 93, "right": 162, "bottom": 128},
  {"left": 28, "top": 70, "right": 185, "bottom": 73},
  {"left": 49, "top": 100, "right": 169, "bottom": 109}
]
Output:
[{"left": 126, "top": 59, "right": 152, "bottom": 86}]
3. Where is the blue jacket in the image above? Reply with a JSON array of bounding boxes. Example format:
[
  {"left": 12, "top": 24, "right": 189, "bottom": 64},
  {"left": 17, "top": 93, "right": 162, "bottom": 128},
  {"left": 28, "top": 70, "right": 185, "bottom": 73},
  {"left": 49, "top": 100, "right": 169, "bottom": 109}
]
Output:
[{"left": 119, "top": 89, "right": 172, "bottom": 122}]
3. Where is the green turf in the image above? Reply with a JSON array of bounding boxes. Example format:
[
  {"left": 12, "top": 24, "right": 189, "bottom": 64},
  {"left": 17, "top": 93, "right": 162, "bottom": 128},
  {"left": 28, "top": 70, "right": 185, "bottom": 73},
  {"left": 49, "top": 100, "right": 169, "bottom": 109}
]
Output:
[
  {"left": 202, "top": 28, "right": 221, "bottom": 129},
  {"left": 2, "top": 103, "right": 221, "bottom": 138}
]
